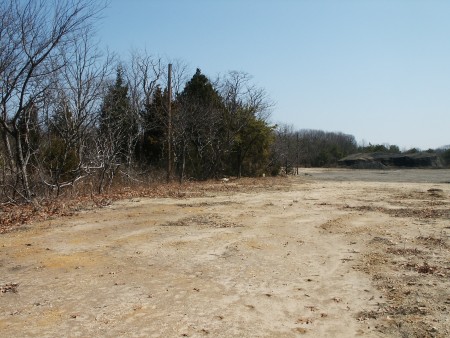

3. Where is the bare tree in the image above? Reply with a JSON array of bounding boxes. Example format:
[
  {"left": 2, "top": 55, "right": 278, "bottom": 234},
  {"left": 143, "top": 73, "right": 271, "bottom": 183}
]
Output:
[
  {"left": 273, "top": 128, "right": 358, "bottom": 169},
  {"left": 273, "top": 124, "right": 295, "bottom": 174},
  {"left": 163, "top": 59, "right": 190, "bottom": 97},
  {"left": 41, "top": 28, "right": 113, "bottom": 196},
  {"left": 0, "top": 0, "right": 106, "bottom": 202},
  {"left": 127, "top": 50, "right": 163, "bottom": 110},
  {"left": 126, "top": 51, "right": 164, "bottom": 168},
  {"left": 95, "top": 118, "right": 128, "bottom": 194},
  {"left": 218, "top": 71, "right": 273, "bottom": 177}
]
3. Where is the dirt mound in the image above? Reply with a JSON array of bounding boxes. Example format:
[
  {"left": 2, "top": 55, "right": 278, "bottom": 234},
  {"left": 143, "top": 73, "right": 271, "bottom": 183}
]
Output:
[{"left": 338, "top": 152, "right": 442, "bottom": 169}]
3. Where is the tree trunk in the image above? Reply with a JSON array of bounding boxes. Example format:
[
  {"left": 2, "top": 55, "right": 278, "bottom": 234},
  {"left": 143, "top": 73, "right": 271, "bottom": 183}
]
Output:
[
  {"left": 13, "top": 129, "right": 31, "bottom": 201},
  {"left": 237, "top": 147, "right": 242, "bottom": 179},
  {"left": 1, "top": 128, "right": 15, "bottom": 173},
  {"left": 179, "top": 144, "right": 186, "bottom": 184},
  {"left": 98, "top": 165, "right": 107, "bottom": 194}
]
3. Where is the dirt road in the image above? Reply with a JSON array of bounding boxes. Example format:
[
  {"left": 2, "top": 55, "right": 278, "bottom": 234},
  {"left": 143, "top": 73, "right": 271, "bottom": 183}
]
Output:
[{"left": 1, "top": 169, "right": 449, "bottom": 337}]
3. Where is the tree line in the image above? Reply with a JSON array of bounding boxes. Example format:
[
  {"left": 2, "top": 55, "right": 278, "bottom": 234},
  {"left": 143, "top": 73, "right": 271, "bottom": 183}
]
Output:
[
  {"left": 272, "top": 125, "right": 358, "bottom": 173},
  {"left": 1, "top": 0, "right": 448, "bottom": 203},
  {"left": 1, "top": 0, "right": 278, "bottom": 202}
]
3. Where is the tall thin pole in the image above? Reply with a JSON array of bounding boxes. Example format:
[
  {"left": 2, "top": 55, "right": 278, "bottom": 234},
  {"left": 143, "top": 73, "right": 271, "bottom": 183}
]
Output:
[
  {"left": 167, "top": 63, "right": 172, "bottom": 182},
  {"left": 296, "top": 132, "right": 299, "bottom": 175}
]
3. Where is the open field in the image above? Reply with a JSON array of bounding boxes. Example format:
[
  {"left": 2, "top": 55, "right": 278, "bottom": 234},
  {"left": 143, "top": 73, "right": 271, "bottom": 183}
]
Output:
[{"left": 1, "top": 169, "right": 449, "bottom": 337}]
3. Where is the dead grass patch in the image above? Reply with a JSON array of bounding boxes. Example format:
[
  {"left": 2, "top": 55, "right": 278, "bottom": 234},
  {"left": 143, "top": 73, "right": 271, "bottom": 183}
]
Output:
[{"left": 162, "top": 214, "right": 242, "bottom": 229}]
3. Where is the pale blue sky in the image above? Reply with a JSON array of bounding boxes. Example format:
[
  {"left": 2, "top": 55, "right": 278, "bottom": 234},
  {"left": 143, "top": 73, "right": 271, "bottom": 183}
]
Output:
[{"left": 99, "top": 0, "right": 450, "bottom": 150}]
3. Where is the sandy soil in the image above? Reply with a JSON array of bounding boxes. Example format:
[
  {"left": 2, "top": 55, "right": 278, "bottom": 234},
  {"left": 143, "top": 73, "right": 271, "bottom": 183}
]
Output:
[{"left": 1, "top": 169, "right": 449, "bottom": 337}]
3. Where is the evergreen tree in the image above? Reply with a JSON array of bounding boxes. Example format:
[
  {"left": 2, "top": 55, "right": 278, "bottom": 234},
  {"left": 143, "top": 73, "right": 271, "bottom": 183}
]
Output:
[
  {"left": 179, "top": 69, "right": 222, "bottom": 107},
  {"left": 99, "top": 66, "right": 136, "bottom": 164},
  {"left": 175, "top": 69, "right": 225, "bottom": 180},
  {"left": 231, "top": 117, "right": 274, "bottom": 177},
  {"left": 139, "top": 86, "right": 167, "bottom": 166}
]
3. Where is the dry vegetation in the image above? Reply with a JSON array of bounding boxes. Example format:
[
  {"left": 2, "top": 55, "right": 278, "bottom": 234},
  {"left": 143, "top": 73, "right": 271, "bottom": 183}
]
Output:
[
  {"left": 319, "top": 177, "right": 450, "bottom": 337},
  {"left": 0, "top": 178, "right": 289, "bottom": 234}
]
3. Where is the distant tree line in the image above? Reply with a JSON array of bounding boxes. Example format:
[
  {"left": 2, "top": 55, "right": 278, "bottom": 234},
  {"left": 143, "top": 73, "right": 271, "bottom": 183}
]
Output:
[
  {"left": 271, "top": 129, "right": 450, "bottom": 172},
  {"left": 1, "top": 0, "right": 448, "bottom": 203},
  {"left": 272, "top": 125, "right": 358, "bottom": 173},
  {"left": 357, "top": 143, "right": 400, "bottom": 154}
]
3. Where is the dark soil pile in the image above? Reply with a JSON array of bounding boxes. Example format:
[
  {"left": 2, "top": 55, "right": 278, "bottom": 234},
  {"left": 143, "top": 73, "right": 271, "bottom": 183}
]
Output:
[{"left": 338, "top": 152, "right": 442, "bottom": 169}]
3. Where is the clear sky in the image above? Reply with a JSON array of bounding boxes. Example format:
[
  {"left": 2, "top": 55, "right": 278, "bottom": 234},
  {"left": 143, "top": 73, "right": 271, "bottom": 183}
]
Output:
[{"left": 98, "top": 0, "right": 450, "bottom": 150}]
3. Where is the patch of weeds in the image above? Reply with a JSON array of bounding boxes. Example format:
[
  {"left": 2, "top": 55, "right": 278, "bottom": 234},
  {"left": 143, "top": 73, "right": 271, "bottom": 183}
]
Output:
[
  {"left": 177, "top": 200, "right": 240, "bottom": 208},
  {"left": 162, "top": 214, "right": 242, "bottom": 228},
  {"left": 346, "top": 205, "right": 450, "bottom": 220},
  {"left": 416, "top": 235, "right": 448, "bottom": 248},
  {"left": 386, "top": 247, "right": 422, "bottom": 255},
  {"left": 402, "top": 262, "right": 441, "bottom": 275},
  {"left": 1, "top": 283, "right": 19, "bottom": 293}
]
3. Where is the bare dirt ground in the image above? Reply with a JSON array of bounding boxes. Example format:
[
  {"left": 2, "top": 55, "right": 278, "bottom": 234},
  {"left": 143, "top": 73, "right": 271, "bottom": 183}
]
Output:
[{"left": 1, "top": 169, "right": 449, "bottom": 337}]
